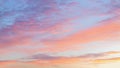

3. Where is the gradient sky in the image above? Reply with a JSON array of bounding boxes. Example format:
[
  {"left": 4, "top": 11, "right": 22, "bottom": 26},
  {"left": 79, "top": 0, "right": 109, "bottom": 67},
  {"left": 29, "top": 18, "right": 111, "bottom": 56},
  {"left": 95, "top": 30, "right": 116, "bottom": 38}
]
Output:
[{"left": 0, "top": 0, "right": 120, "bottom": 68}]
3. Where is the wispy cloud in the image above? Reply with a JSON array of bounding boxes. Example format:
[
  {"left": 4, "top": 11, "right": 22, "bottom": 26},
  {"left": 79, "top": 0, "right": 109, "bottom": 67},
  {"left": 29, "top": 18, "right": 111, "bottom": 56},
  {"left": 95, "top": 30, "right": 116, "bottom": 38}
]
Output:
[{"left": 0, "top": 0, "right": 120, "bottom": 68}]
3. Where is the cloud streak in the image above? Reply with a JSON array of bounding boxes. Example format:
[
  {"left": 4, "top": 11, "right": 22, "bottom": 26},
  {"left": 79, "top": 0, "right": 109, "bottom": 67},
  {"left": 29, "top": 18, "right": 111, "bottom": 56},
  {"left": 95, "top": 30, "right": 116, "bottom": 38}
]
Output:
[{"left": 0, "top": 0, "right": 120, "bottom": 68}]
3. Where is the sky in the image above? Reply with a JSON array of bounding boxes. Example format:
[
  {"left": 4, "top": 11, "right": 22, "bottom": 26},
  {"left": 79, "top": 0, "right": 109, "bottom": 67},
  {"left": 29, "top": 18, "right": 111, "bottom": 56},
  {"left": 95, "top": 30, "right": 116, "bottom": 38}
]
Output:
[{"left": 0, "top": 0, "right": 120, "bottom": 68}]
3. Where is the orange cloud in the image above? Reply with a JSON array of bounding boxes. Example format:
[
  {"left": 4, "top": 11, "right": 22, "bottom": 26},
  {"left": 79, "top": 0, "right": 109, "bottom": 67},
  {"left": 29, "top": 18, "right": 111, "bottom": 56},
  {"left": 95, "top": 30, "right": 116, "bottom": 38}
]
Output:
[
  {"left": 93, "top": 57, "right": 120, "bottom": 64},
  {"left": 41, "top": 16, "right": 120, "bottom": 52}
]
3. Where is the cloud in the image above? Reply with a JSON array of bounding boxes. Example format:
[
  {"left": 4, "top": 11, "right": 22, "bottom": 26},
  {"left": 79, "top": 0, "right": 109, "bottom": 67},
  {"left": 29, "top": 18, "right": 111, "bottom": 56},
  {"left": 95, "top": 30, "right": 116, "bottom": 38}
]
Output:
[
  {"left": 0, "top": 1, "right": 120, "bottom": 68},
  {"left": 0, "top": 13, "right": 120, "bottom": 61},
  {"left": 0, "top": 51, "right": 120, "bottom": 68},
  {"left": 93, "top": 57, "right": 120, "bottom": 64},
  {"left": 41, "top": 15, "right": 120, "bottom": 52},
  {"left": 16, "top": 51, "right": 120, "bottom": 63},
  {"left": 23, "top": 54, "right": 61, "bottom": 60}
]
